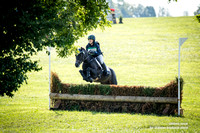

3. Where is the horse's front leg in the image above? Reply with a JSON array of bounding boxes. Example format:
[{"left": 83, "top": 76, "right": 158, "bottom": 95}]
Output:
[
  {"left": 90, "top": 68, "right": 99, "bottom": 79},
  {"left": 86, "top": 67, "right": 93, "bottom": 83},
  {"left": 79, "top": 70, "right": 88, "bottom": 81}
]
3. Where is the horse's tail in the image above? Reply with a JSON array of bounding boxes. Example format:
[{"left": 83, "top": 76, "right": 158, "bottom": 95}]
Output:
[{"left": 109, "top": 68, "right": 117, "bottom": 85}]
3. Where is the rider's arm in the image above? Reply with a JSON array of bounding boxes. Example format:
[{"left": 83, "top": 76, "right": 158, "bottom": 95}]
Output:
[
  {"left": 95, "top": 44, "right": 102, "bottom": 56},
  {"left": 86, "top": 44, "right": 89, "bottom": 51}
]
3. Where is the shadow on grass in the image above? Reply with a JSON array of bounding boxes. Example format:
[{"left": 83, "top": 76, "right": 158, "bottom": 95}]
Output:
[
  {"left": 50, "top": 108, "right": 184, "bottom": 118},
  {"left": 90, "top": 111, "right": 185, "bottom": 118}
]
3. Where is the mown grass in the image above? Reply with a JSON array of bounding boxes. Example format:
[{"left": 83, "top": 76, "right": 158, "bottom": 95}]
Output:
[{"left": 0, "top": 16, "right": 200, "bottom": 132}]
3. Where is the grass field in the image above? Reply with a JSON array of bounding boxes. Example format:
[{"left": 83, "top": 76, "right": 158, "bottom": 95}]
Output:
[{"left": 0, "top": 16, "right": 200, "bottom": 132}]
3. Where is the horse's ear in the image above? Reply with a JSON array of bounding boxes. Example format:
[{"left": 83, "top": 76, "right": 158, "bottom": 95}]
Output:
[{"left": 81, "top": 47, "right": 85, "bottom": 51}]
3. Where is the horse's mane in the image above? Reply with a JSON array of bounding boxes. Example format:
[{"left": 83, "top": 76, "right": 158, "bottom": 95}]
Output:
[{"left": 80, "top": 47, "right": 87, "bottom": 54}]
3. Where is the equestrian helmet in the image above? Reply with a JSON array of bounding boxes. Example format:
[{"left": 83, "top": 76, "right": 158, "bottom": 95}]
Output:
[{"left": 88, "top": 35, "right": 95, "bottom": 41}]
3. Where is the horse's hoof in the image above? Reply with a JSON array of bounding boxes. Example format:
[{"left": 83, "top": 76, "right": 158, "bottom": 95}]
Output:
[
  {"left": 83, "top": 78, "right": 87, "bottom": 81},
  {"left": 84, "top": 78, "right": 89, "bottom": 82},
  {"left": 89, "top": 78, "right": 93, "bottom": 83}
]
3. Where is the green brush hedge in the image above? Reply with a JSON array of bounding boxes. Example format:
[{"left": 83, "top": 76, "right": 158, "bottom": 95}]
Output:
[
  {"left": 51, "top": 72, "right": 183, "bottom": 98},
  {"left": 50, "top": 72, "right": 184, "bottom": 115}
]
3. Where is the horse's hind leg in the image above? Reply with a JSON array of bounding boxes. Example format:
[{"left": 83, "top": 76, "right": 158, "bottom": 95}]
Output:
[{"left": 110, "top": 68, "right": 118, "bottom": 85}]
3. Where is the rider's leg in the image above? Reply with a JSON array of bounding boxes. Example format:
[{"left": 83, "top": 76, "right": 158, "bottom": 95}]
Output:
[{"left": 97, "top": 55, "right": 110, "bottom": 76}]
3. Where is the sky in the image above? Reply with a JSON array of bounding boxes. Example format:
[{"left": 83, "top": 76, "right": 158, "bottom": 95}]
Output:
[{"left": 112, "top": 0, "right": 200, "bottom": 17}]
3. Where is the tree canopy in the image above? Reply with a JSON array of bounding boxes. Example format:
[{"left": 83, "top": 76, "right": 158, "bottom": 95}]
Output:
[
  {"left": 0, "top": 0, "right": 110, "bottom": 97},
  {"left": 107, "top": 0, "right": 157, "bottom": 18},
  {"left": 194, "top": 5, "right": 200, "bottom": 23}
]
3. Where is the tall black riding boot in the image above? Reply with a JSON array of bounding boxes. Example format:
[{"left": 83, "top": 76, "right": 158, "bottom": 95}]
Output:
[{"left": 102, "top": 63, "right": 110, "bottom": 76}]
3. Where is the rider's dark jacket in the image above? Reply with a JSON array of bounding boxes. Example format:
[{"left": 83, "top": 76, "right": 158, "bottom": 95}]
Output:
[{"left": 86, "top": 42, "right": 102, "bottom": 57}]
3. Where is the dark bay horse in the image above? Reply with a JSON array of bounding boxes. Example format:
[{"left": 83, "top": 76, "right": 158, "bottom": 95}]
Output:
[{"left": 75, "top": 48, "right": 117, "bottom": 85}]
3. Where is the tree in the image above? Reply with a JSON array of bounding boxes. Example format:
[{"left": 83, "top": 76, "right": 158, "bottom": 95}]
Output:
[
  {"left": 194, "top": 5, "right": 200, "bottom": 23},
  {"left": 196, "top": 15, "right": 200, "bottom": 23},
  {"left": 158, "top": 7, "right": 170, "bottom": 17},
  {"left": 0, "top": 0, "right": 110, "bottom": 97},
  {"left": 107, "top": 0, "right": 175, "bottom": 18},
  {"left": 141, "top": 6, "right": 156, "bottom": 17},
  {"left": 116, "top": 0, "right": 133, "bottom": 18},
  {"left": 194, "top": 5, "right": 200, "bottom": 15},
  {"left": 183, "top": 11, "right": 188, "bottom": 16},
  {"left": 132, "top": 5, "right": 156, "bottom": 18},
  {"left": 168, "top": 0, "right": 177, "bottom": 2},
  {"left": 133, "top": 4, "right": 145, "bottom": 17}
]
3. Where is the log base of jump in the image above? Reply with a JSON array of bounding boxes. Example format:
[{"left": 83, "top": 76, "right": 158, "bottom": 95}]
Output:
[
  {"left": 50, "top": 93, "right": 178, "bottom": 104},
  {"left": 50, "top": 72, "right": 184, "bottom": 115}
]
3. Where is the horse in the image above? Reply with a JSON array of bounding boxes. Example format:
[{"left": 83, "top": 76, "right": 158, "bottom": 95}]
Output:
[{"left": 75, "top": 47, "right": 117, "bottom": 85}]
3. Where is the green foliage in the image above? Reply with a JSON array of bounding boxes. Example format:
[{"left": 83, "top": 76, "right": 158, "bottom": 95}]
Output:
[
  {"left": 0, "top": 0, "right": 110, "bottom": 97},
  {"left": 194, "top": 5, "right": 200, "bottom": 15},
  {"left": 60, "top": 79, "right": 180, "bottom": 97},
  {"left": 51, "top": 72, "right": 182, "bottom": 98},
  {"left": 158, "top": 7, "right": 170, "bottom": 17},
  {"left": 168, "top": 0, "right": 177, "bottom": 2},
  {"left": 51, "top": 73, "right": 183, "bottom": 115},
  {"left": 0, "top": 54, "right": 41, "bottom": 97},
  {"left": 196, "top": 14, "right": 200, "bottom": 23},
  {"left": 108, "top": 0, "right": 175, "bottom": 18},
  {"left": 194, "top": 5, "right": 200, "bottom": 23},
  {"left": 99, "top": 85, "right": 111, "bottom": 95},
  {"left": 108, "top": 1, "right": 156, "bottom": 18},
  {"left": 68, "top": 84, "right": 96, "bottom": 95},
  {"left": 0, "top": 16, "right": 200, "bottom": 132},
  {"left": 141, "top": 6, "right": 156, "bottom": 17},
  {"left": 67, "top": 84, "right": 111, "bottom": 95},
  {"left": 142, "top": 87, "right": 155, "bottom": 96}
]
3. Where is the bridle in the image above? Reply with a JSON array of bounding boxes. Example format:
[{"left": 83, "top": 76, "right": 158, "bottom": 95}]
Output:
[
  {"left": 83, "top": 52, "right": 90, "bottom": 62},
  {"left": 76, "top": 50, "right": 89, "bottom": 64}
]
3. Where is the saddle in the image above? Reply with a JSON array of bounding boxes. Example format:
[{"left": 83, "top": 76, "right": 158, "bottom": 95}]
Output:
[
  {"left": 94, "top": 57, "right": 110, "bottom": 78},
  {"left": 94, "top": 57, "right": 102, "bottom": 70}
]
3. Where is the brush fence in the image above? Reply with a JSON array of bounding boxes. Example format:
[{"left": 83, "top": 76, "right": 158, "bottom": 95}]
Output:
[{"left": 50, "top": 72, "right": 184, "bottom": 115}]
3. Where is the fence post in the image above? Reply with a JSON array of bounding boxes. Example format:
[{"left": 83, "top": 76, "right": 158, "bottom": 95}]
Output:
[
  {"left": 178, "top": 38, "right": 187, "bottom": 116},
  {"left": 48, "top": 47, "right": 51, "bottom": 110}
]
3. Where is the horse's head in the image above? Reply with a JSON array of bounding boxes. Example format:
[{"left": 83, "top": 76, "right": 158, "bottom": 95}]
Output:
[{"left": 75, "top": 47, "right": 87, "bottom": 67}]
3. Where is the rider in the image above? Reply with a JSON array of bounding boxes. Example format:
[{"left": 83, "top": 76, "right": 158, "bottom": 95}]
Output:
[{"left": 86, "top": 35, "right": 110, "bottom": 76}]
